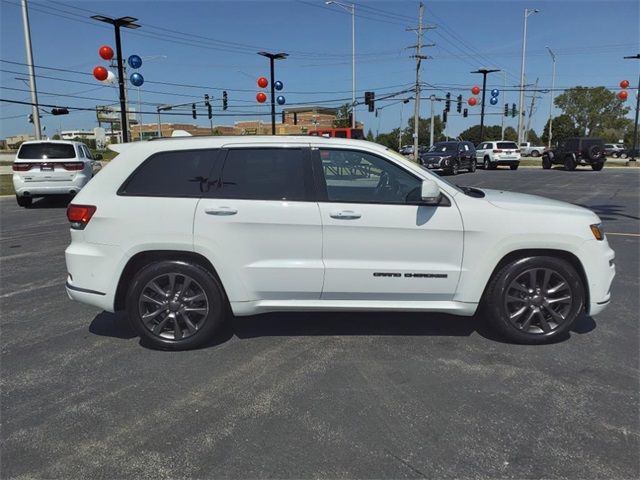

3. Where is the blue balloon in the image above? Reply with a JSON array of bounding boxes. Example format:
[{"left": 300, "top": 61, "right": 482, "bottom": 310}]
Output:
[
  {"left": 276, "top": 95, "right": 286, "bottom": 105},
  {"left": 490, "top": 88, "right": 499, "bottom": 97},
  {"left": 489, "top": 96, "right": 498, "bottom": 105},
  {"left": 128, "top": 55, "right": 142, "bottom": 69},
  {"left": 130, "top": 72, "right": 144, "bottom": 87},
  {"left": 274, "top": 81, "right": 283, "bottom": 91}
]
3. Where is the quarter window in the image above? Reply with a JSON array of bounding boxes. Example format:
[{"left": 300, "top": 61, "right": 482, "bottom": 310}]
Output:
[
  {"left": 318, "top": 149, "right": 421, "bottom": 204},
  {"left": 119, "top": 149, "right": 217, "bottom": 197},
  {"left": 216, "top": 148, "right": 307, "bottom": 201}
]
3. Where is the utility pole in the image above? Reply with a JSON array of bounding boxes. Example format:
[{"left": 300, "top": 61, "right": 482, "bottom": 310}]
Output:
[
  {"left": 429, "top": 95, "right": 436, "bottom": 146},
  {"left": 501, "top": 71, "right": 507, "bottom": 140},
  {"left": 21, "top": 0, "right": 41, "bottom": 140},
  {"left": 407, "top": 2, "right": 434, "bottom": 159},
  {"left": 525, "top": 78, "right": 540, "bottom": 142},
  {"left": 471, "top": 68, "right": 500, "bottom": 144},
  {"left": 546, "top": 46, "right": 556, "bottom": 148},
  {"left": 624, "top": 54, "right": 640, "bottom": 162}
]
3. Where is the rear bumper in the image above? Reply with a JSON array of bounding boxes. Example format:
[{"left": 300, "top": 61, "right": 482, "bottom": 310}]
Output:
[{"left": 13, "top": 173, "right": 90, "bottom": 196}]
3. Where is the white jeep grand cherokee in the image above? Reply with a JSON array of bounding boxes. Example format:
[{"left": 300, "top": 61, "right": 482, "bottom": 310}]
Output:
[{"left": 65, "top": 136, "right": 615, "bottom": 349}]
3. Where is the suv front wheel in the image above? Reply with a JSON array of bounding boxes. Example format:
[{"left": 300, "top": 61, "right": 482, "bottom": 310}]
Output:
[
  {"left": 564, "top": 156, "right": 576, "bottom": 171},
  {"left": 126, "top": 260, "right": 226, "bottom": 350},
  {"left": 484, "top": 256, "right": 585, "bottom": 344}
]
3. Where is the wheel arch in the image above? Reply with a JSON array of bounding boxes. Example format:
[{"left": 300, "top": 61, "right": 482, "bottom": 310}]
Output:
[
  {"left": 114, "top": 250, "right": 227, "bottom": 311},
  {"left": 480, "top": 248, "right": 589, "bottom": 312}
]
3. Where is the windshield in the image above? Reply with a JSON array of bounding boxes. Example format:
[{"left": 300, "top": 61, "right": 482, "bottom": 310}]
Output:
[
  {"left": 384, "top": 148, "right": 463, "bottom": 194},
  {"left": 427, "top": 143, "right": 457, "bottom": 153},
  {"left": 18, "top": 143, "right": 76, "bottom": 159}
]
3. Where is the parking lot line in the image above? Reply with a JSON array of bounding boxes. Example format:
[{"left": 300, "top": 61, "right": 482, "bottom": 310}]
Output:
[{"left": 607, "top": 232, "right": 640, "bottom": 237}]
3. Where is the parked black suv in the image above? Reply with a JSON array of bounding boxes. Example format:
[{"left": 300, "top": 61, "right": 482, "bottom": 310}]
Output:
[
  {"left": 419, "top": 141, "right": 476, "bottom": 175},
  {"left": 542, "top": 137, "right": 606, "bottom": 171}
]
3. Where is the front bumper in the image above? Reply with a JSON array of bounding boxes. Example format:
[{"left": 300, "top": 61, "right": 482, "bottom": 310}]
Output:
[{"left": 578, "top": 238, "right": 615, "bottom": 316}]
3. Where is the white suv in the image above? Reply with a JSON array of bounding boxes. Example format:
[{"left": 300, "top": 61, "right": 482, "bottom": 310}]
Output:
[
  {"left": 65, "top": 136, "right": 615, "bottom": 349},
  {"left": 475, "top": 141, "right": 521, "bottom": 170},
  {"left": 13, "top": 140, "right": 102, "bottom": 207}
]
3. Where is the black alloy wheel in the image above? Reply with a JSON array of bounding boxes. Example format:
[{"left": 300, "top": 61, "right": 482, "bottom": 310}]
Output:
[
  {"left": 450, "top": 161, "right": 459, "bottom": 175},
  {"left": 126, "top": 260, "right": 226, "bottom": 350},
  {"left": 484, "top": 256, "right": 584, "bottom": 344},
  {"left": 469, "top": 160, "right": 477, "bottom": 173}
]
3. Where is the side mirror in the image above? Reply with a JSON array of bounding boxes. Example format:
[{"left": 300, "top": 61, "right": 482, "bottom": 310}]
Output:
[
  {"left": 94, "top": 153, "right": 103, "bottom": 160},
  {"left": 421, "top": 179, "right": 441, "bottom": 205}
]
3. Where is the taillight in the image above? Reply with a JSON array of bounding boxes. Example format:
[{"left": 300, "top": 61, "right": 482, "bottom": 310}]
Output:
[
  {"left": 62, "top": 162, "right": 84, "bottom": 171},
  {"left": 67, "top": 204, "right": 96, "bottom": 230},
  {"left": 12, "top": 163, "right": 32, "bottom": 171},
  {"left": 493, "top": 149, "right": 503, "bottom": 153}
]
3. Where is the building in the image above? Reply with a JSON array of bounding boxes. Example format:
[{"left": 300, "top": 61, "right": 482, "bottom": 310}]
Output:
[{"left": 5, "top": 134, "right": 35, "bottom": 149}]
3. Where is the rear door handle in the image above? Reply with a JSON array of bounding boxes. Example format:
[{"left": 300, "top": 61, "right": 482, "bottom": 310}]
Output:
[
  {"left": 330, "top": 210, "right": 361, "bottom": 220},
  {"left": 205, "top": 206, "right": 238, "bottom": 216}
]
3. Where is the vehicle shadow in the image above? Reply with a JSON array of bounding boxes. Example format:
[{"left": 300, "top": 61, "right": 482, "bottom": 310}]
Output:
[
  {"left": 575, "top": 203, "right": 640, "bottom": 221},
  {"left": 26, "top": 195, "right": 72, "bottom": 209},
  {"left": 89, "top": 309, "right": 597, "bottom": 349}
]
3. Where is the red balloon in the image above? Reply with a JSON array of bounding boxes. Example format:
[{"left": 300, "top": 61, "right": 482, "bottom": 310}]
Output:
[
  {"left": 256, "top": 92, "right": 267, "bottom": 103},
  {"left": 257, "top": 77, "right": 268, "bottom": 88},
  {"left": 471, "top": 85, "right": 481, "bottom": 95},
  {"left": 468, "top": 97, "right": 478, "bottom": 106},
  {"left": 99, "top": 45, "right": 114, "bottom": 60},
  {"left": 620, "top": 79, "right": 630, "bottom": 89},
  {"left": 93, "top": 66, "right": 108, "bottom": 81},
  {"left": 618, "top": 90, "right": 628, "bottom": 101}
]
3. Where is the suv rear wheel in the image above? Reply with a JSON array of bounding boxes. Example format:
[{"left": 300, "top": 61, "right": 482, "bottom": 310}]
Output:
[
  {"left": 484, "top": 256, "right": 584, "bottom": 344},
  {"left": 591, "top": 162, "right": 604, "bottom": 171},
  {"left": 16, "top": 195, "right": 32, "bottom": 208},
  {"left": 126, "top": 260, "right": 226, "bottom": 350}
]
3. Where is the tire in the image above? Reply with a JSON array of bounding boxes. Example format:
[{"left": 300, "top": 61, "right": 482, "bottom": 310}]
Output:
[
  {"left": 587, "top": 145, "right": 602, "bottom": 161},
  {"left": 126, "top": 260, "right": 226, "bottom": 350},
  {"left": 613, "top": 152, "right": 620, "bottom": 158},
  {"left": 591, "top": 162, "right": 604, "bottom": 171},
  {"left": 450, "top": 161, "right": 459, "bottom": 175},
  {"left": 564, "top": 156, "right": 576, "bottom": 171},
  {"left": 16, "top": 195, "right": 32, "bottom": 208},
  {"left": 531, "top": 150, "right": 540, "bottom": 157},
  {"left": 483, "top": 256, "right": 585, "bottom": 344},
  {"left": 510, "top": 163, "right": 519, "bottom": 170},
  {"left": 484, "top": 158, "right": 490, "bottom": 170},
  {"left": 542, "top": 155, "right": 552, "bottom": 169},
  {"left": 469, "top": 160, "right": 477, "bottom": 173},
  {"left": 620, "top": 152, "right": 628, "bottom": 159}
]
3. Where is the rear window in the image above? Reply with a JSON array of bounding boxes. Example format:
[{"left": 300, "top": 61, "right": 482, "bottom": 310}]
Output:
[
  {"left": 18, "top": 143, "right": 76, "bottom": 159},
  {"left": 497, "top": 142, "right": 518, "bottom": 149}
]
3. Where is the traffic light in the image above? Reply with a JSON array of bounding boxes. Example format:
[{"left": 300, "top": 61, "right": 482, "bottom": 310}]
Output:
[
  {"left": 511, "top": 103, "right": 517, "bottom": 118},
  {"left": 28, "top": 113, "right": 33, "bottom": 123},
  {"left": 51, "top": 107, "right": 69, "bottom": 115},
  {"left": 463, "top": 108, "right": 468, "bottom": 118},
  {"left": 445, "top": 93, "right": 451, "bottom": 112},
  {"left": 222, "top": 91, "right": 228, "bottom": 111},
  {"left": 192, "top": 103, "right": 197, "bottom": 119},
  {"left": 364, "top": 91, "right": 375, "bottom": 112},
  {"left": 442, "top": 109, "right": 448, "bottom": 123},
  {"left": 456, "top": 95, "right": 462, "bottom": 113},
  {"left": 204, "top": 94, "right": 212, "bottom": 120},
  {"left": 504, "top": 103, "right": 509, "bottom": 117}
]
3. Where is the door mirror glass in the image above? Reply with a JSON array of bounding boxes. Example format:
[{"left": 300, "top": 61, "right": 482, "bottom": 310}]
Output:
[{"left": 421, "top": 179, "right": 440, "bottom": 205}]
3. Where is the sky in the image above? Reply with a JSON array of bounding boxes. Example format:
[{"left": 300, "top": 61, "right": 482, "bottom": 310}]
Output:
[{"left": 1, "top": 0, "right": 639, "bottom": 141}]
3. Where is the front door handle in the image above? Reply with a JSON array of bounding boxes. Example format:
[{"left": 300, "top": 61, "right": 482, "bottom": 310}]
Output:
[
  {"left": 330, "top": 210, "right": 361, "bottom": 220},
  {"left": 205, "top": 206, "right": 238, "bottom": 216}
]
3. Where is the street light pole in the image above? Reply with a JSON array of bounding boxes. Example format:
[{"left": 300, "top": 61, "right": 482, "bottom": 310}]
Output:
[
  {"left": 472, "top": 68, "right": 500, "bottom": 144},
  {"left": 546, "top": 46, "right": 556, "bottom": 149},
  {"left": 518, "top": 8, "right": 539, "bottom": 145},
  {"left": 326, "top": 1, "right": 355, "bottom": 128},
  {"left": 429, "top": 95, "right": 436, "bottom": 147},
  {"left": 624, "top": 54, "right": 640, "bottom": 162},
  {"left": 91, "top": 15, "right": 141, "bottom": 143},
  {"left": 258, "top": 51, "right": 288, "bottom": 135},
  {"left": 20, "top": 0, "right": 41, "bottom": 140}
]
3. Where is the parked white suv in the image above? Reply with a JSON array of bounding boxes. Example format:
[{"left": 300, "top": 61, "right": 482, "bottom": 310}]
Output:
[
  {"left": 13, "top": 140, "right": 102, "bottom": 207},
  {"left": 65, "top": 136, "right": 615, "bottom": 349},
  {"left": 476, "top": 141, "right": 521, "bottom": 170}
]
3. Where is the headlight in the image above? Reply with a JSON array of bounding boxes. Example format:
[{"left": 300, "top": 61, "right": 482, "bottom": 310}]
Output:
[{"left": 590, "top": 223, "right": 604, "bottom": 241}]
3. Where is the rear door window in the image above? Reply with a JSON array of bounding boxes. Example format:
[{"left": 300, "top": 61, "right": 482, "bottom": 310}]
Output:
[
  {"left": 18, "top": 143, "right": 76, "bottom": 159},
  {"left": 119, "top": 149, "right": 219, "bottom": 197},
  {"left": 213, "top": 148, "right": 309, "bottom": 201}
]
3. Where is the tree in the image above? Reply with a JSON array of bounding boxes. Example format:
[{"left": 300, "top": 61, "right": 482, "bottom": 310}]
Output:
[
  {"left": 52, "top": 134, "right": 61, "bottom": 140},
  {"left": 405, "top": 115, "right": 445, "bottom": 145},
  {"left": 458, "top": 124, "right": 503, "bottom": 145},
  {"left": 554, "top": 86, "right": 630, "bottom": 136},
  {"left": 526, "top": 129, "right": 541, "bottom": 145},
  {"left": 540, "top": 114, "right": 580, "bottom": 146},
  {"left": 504, "top": 127, "right": 518, "bottom": 141},
  {"left": 366, "top": 129, "right": 374, "bottom": 141},
  {"left": 333, "top": 103, "right": 352, "bottom": 128},
  {"left": 375, "top": 128, "right": 401, "bottom": 150}
]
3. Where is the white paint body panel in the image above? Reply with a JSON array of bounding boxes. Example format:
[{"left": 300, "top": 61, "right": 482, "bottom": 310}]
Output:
[{"left": 64, "top": 136, "right": 615, "bottom": 320}]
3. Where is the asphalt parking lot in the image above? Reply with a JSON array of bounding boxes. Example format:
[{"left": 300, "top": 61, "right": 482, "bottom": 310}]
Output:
[{"left": 1, "top": 168, "right": 638, "bottom": 479}]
